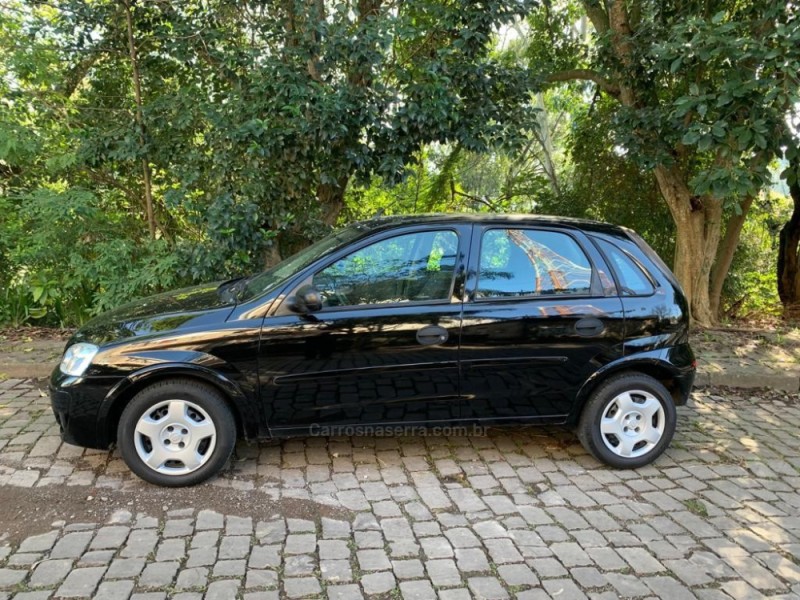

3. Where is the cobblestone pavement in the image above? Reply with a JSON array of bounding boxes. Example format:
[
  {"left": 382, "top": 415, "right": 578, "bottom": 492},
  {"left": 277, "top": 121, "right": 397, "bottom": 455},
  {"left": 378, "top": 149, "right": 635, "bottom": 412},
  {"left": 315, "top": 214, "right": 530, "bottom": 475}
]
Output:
[{"left": 1, "top": 378, "right": 800, "bottom": 599}]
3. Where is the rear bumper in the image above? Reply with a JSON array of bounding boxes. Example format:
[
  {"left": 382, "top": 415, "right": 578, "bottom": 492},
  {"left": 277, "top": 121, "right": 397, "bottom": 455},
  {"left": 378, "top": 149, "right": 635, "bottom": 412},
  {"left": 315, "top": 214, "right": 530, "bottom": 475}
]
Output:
[
  {"left": 663, "top": 343, "right": 696, "bottom": 405},
  {"left": 672, "top": 367, "right": 696, "bottom": 405}
]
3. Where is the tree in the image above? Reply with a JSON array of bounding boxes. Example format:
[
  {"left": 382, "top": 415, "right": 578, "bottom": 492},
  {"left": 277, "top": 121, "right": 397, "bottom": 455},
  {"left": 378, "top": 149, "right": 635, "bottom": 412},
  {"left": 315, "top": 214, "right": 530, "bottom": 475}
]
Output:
[
  {"left": 135, "top": 0, "right": 538, "bottom": 262},
  {"left": 778, "top": 145, "right": 800, "bottom": 319},
  {"left": 528, "top": 0, "right": 800, "bottom": 325},
  {"left": 539, "top": 95, "right": 676, "bottom": 262},
  {"left": 121, "top": 0, "right": 156, "bottom": 239},
  {"left": 1, "top": 0, "right": 540, "bottom": 303},
  {"left": 343, "top": 85, "right": 580, "bottom": 219}
]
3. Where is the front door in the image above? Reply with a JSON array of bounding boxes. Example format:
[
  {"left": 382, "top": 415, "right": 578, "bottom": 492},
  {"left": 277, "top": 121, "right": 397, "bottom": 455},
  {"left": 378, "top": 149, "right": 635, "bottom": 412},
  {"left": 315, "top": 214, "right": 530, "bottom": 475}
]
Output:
[
  {"left": 460, "top": 226, "right": 625, "bottom": 422},
  {"left": 259, "top": 225, "right": 470, "bottom": 434}
]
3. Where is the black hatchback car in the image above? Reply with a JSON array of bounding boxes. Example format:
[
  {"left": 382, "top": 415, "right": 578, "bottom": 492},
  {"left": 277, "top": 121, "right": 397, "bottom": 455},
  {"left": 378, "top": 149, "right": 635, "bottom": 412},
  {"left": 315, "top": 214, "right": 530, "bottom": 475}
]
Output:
[{"left": 51, "top": 214, "right": 695, "bottom": 486}]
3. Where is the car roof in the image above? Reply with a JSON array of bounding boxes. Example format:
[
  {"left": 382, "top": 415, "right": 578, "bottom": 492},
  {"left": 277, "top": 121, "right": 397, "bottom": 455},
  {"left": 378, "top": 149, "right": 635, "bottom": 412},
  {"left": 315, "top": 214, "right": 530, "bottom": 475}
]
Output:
[{"left": 354, "top": 213, "right": 629, "bottom": 237}]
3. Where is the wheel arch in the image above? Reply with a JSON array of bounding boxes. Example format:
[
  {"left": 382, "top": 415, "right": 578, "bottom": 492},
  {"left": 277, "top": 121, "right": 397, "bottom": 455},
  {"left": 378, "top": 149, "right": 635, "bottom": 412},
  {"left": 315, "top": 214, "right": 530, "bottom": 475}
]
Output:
[
  {"left": 569, "top": 358, "right": 688, "bottom": 426},
  {"left": 99, "top": 364, "right": 261, "bottom": 447}
]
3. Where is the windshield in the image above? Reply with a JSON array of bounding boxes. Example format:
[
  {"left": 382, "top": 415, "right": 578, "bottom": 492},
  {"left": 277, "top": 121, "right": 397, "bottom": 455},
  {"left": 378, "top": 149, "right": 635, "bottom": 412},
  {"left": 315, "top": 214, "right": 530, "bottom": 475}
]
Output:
[{"left": 238, "top": 224, "right": 366, "bottom": 301}]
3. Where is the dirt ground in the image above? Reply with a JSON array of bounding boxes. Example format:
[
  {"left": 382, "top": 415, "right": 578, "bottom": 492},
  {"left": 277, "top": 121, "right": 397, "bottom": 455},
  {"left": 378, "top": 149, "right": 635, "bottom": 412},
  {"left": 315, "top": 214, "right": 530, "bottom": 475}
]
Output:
[{"left": 0, "top": 484, "right": 354, "bottom": 546}]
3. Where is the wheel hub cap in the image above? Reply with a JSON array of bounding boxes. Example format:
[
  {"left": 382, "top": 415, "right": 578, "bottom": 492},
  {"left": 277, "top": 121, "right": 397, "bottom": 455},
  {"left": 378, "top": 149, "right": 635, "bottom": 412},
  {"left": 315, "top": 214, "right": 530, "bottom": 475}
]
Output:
[
  {"left": 160, "top": 424, "right": 191, "bottom": 449},
  {"left": 600, "top": 390, "right": 665, "bottom": 459},
  {"left": 621, "top": 412, "right": 642, "bottom": 435},
  {"left": 134, "top": 400, "right": 217, "bottom": 476}
]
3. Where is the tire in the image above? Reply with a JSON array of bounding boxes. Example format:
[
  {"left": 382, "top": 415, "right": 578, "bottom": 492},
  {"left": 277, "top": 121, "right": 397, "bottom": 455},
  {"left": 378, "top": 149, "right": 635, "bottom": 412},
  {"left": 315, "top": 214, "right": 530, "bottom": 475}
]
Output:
[
  {"left": 118, "top": 378, "right": 236, "bottom": 487},
  {"left": 577, "top": 372, "right": 676, "bottom": 469}
]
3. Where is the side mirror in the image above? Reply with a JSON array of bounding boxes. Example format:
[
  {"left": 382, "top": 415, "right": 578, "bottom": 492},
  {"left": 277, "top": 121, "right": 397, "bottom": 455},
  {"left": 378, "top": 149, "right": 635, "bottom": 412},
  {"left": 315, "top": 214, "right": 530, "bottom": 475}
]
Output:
[{"left": 289, "top": 285, "right": 323, "bottom": 313}]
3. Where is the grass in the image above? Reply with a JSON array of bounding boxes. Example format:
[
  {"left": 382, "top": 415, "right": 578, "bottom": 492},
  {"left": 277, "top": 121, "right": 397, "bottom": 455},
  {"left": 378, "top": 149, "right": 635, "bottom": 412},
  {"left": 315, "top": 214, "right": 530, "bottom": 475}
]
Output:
[{"left": 684, "top": 498, "right": 709, "bottom": 517}]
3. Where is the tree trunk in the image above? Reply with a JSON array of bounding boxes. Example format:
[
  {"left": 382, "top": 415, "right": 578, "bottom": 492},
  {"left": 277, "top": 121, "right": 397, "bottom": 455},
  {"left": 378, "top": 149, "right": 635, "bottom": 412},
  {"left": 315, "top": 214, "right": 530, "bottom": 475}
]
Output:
[
  {"left": 654, "top": 165, "right": 722, "bottom": 327},
  {"left": 317, "top": 175, "right": 350, "bottom": 227},
  {"left": 708, "top": 195, "right": 754, "bottom": 319},
  {"left": 606, "top": 1, "right": 722, "bottom": 326},
  {"left": 533, "top": 93, "right": 561, "bottom": 197},
  {"left": 264, "top": 242, "right": 283, "bottom": 268},
  {"left": 778, "top": 165, "right": 800, "bottom": 320},
  {"left": 122, "top": 0, "right": 156, "bottom": 239}
]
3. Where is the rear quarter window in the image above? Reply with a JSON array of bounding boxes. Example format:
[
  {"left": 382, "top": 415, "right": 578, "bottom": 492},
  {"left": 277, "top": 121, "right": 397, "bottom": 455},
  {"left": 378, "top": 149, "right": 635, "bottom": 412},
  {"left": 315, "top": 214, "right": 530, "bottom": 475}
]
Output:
[{"left": 595, "top": 238, "right": 655, "bottom": 296}]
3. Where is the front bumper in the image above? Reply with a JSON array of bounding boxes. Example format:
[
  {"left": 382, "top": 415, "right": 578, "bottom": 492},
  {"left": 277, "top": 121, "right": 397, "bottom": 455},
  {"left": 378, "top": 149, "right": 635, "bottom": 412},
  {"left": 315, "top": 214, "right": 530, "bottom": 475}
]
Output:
[{"left": 49, "top": 368, "right": 123, "bottom": 449}]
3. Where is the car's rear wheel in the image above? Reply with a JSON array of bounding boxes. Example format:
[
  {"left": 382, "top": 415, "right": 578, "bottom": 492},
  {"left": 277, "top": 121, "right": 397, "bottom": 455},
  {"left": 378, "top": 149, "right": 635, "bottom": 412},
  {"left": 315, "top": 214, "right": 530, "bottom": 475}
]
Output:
[
  {"left": 118, "top": 379, "right": 236, "bottom": 486},
  {"left": 578, "top": 373, "right": 676, "bottom": 469}
]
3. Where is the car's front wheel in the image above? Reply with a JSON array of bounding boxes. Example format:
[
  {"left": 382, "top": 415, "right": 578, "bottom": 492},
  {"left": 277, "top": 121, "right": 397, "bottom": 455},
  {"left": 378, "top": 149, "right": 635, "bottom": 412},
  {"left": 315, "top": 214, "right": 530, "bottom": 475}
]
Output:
[
  {"left": 578, "top": 373, "right": 676, "bottom": 469},
  {"left": 118, "top": 379, "right": 236, "bottom": 486}
]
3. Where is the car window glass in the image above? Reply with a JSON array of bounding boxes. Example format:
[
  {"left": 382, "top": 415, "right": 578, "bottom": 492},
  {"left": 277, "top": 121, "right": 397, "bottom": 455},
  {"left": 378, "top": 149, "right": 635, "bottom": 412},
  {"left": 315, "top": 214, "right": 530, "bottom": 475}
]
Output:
[
  {"left": 477, "top": 229, "right": 592, "bottom": 298},
  {"left": 239, "top": 223, "right": 365, "bottom": 301},
  {"left": 313, "top": 230, "right": 458, "bottom": 307},
  {"left": 596, "top": 239, "right": 655, "bottom": 296}
]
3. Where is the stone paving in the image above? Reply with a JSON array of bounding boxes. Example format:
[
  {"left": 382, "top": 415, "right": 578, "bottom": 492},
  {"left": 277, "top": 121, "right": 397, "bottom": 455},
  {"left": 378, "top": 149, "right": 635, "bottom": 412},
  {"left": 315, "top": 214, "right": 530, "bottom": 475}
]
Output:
[{"left": 1, "top": 378, "right": 800, "bottom": 598}]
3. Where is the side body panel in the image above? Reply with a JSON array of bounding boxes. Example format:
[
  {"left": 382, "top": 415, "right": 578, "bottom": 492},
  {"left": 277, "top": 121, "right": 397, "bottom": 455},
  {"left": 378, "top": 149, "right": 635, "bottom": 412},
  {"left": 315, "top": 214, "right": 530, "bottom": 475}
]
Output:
[
  {"left": 258, "top": 306, "right": 462, "bottom": 431},
  {"left": 588, "top": 231, "right": 690, "bottom": 352},
  {"left": 51, "top": 317, "right": 265, "bottom": 449},
  {"left": 257, "top": 223, "right": 472, "bottom": 433},
  {"left": 459, "top": 226, "right": 626, "bottom": 422}
]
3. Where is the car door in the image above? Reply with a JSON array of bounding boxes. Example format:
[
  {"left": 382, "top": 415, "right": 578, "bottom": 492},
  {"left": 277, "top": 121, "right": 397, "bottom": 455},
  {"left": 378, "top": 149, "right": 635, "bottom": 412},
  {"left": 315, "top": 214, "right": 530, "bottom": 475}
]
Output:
[
  {"left": 258, "top": 224, "right": 470, "bottom": 434},
  {"left": 459, "top": 225, "right": 625, "bottom": 422}
]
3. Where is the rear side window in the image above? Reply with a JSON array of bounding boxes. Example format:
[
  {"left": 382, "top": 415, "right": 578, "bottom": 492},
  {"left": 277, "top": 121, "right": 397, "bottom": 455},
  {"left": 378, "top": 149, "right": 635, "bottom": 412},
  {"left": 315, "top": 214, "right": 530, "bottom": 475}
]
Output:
[
  {"left": 595, "top": 239, "right": 655, "bottom": 296},
  {"left": 477, "top": 229, "right": 593, "bottom": 298}
]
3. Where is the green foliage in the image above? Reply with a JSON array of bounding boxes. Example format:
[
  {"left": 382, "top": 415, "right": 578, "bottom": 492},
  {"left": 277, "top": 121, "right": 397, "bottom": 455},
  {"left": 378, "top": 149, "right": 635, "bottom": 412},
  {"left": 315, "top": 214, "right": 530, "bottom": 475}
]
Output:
[
  {"left": 526, "top": 0, "right": 800, "bottom": 207},
  {"left": 1, "top": 0, "right": 797, "bottom": 327},
  {"left": 1, "top": 188, "right": 183, "bottom": 326},
  {"left": 723, "top": 193, "right": 791, "bottom": 318},
  {"left": 0, "top": 287, "right": 35, "bottom": 328},
  {"left": 538, "top": 97, "right": 676, "bottom": 263},
  {"left": 642, "top": 2, "right": 799, "bottom": 202},
  {"left": 0, "top": 0, "right": 537, "bottom": 325}
]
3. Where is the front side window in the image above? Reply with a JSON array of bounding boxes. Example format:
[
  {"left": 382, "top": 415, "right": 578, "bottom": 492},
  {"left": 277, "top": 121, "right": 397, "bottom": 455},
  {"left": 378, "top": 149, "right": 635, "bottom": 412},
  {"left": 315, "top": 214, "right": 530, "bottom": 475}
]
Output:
[
  {"left": 312, "top": 230, "right": 458, "bottom": 308},
  {"left": 477, "top": 229, "right": 593, "bottom": 298}
]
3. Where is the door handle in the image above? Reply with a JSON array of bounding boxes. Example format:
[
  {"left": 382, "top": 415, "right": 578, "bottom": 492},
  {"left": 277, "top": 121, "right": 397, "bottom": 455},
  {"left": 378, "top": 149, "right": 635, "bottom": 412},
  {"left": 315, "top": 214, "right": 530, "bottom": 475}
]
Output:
[
  {"left": 575, "top": 317, "right": 605, "bottom": 337},
  {"left": 416, "top": 325, "right": 449, "bottom": 346}
]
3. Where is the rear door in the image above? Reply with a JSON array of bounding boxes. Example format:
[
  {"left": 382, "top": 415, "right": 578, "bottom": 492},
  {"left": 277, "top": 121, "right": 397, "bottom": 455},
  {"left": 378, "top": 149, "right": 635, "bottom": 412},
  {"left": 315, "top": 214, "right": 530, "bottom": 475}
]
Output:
[{"left": 459, "top": 225, "right": 625, "bottom": 422}]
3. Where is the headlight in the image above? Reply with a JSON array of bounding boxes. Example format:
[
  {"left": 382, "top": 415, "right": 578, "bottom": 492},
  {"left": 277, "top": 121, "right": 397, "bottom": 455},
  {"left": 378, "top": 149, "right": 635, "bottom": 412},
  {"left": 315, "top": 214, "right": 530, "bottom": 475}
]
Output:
[{"left": 59, "top": 343, "right": 99, "bottom": 376}]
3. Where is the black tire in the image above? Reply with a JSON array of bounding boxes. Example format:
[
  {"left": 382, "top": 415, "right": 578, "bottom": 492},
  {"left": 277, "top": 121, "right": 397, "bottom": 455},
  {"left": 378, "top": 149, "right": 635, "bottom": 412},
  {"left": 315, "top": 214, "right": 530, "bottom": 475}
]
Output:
[
  {"left": 118, "top": 378, "right": 236, "bottom": 487},
  {"left": 577, "top": 372, "right": 676, "bottom": 469}
]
